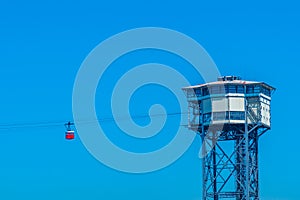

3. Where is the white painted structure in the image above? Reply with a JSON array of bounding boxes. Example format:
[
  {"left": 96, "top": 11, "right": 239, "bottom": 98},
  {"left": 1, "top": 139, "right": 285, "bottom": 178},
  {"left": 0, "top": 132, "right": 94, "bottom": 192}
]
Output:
[{"left": 183, "top": 76, "right": 274, "bottom": 128}]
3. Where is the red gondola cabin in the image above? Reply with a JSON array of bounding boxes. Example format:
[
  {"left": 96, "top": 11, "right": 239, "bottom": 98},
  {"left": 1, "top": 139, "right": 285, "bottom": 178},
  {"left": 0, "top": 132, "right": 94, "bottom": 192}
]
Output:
[{"left": 65, "top": 130, "right": 75, "bottom": 140}]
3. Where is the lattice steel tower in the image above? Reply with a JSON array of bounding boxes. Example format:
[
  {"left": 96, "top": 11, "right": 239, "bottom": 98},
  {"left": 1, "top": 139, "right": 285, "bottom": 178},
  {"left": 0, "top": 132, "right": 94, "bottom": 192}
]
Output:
[{"left": 182, "top": 76, "right": 274, "bottom": 200}]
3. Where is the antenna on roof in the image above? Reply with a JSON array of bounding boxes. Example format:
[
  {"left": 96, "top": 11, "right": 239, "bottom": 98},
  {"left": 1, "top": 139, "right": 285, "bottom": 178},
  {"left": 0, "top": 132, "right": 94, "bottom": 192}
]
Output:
[{"left": 217, "top": 76, "right": 241, "bottom": 81}]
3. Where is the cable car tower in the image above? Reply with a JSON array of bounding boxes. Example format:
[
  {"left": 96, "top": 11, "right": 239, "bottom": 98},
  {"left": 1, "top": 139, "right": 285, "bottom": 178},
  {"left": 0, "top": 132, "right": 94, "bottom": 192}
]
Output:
[{"left": 183, "top": 76, "right": 274, "bottom": 200}]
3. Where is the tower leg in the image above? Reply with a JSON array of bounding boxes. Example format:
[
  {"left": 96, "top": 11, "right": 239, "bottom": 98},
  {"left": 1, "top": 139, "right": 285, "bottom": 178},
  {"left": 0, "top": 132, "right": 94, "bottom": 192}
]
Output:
[
  {"left": 212, "top": 146, "right": 218, "bottom": 200},
  {"left": 201, "top": 135, "right": 207, "bottom": 200},
  {"left": 235, "top": 129, "right": 260, "bottom": 200}
]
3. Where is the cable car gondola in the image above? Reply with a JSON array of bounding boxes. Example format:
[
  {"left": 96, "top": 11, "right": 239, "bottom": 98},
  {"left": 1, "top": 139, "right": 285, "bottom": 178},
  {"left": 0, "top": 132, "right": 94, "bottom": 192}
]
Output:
[{"left": 65, "top": 121, "right": 75, "bottom": 140}]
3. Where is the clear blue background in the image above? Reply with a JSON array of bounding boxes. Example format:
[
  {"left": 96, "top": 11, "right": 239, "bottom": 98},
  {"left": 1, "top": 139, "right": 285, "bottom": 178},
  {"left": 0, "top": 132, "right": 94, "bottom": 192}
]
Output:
[{"left": 0, "top": 0, "right": 299, "bottom": 199}]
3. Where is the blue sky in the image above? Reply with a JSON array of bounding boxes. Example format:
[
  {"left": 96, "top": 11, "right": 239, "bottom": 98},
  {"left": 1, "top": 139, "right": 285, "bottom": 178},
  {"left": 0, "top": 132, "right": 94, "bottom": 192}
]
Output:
[{"left": 0, "top": 0, "right": 299, "bottom": 199}]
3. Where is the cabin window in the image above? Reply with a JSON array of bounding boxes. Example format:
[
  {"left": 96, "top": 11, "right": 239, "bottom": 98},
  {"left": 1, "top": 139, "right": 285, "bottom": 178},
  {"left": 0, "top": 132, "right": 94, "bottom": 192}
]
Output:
[
  {"left": 213, "top": 112, "right": 228, "bottom": 121},
  {"left": 261, "top": 87, "right": 271, "bottom": 97},
  {"left": 203, "top": 113, "right": 211, "bottom": 123},
  {"left": 246, "top": 86, "right": 254, "bottom": 94},
  {"left": 194, "top": 88, "right": 201, "bottom": 97},
  {"left": 210, "top": 86, "right": 220, "bottom": 94},
  {"left": 202, "top": 87, "right": 209, "bottom": 96},
  {"left": 254, "top": 85, "right": 261, "bottom": 93},
  {"left": 230, "top": 111, "right": 245, "bottom": 120},
  {"left": 237, "top": 85, "right": 244, "bottom": 93}
]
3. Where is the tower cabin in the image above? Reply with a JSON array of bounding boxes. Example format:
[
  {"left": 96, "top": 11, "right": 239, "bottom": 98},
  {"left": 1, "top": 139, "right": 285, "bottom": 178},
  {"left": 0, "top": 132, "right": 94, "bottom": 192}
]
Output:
[{"left": 182, "top": 76, "right": 275, "bottom": 132}]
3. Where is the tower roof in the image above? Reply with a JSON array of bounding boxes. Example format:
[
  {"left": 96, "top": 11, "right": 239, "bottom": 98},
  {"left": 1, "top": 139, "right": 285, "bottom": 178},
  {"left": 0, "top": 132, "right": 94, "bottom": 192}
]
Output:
[{"left": 182, "top": 76, "right": 275, "bottom": 91}]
